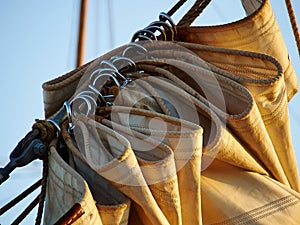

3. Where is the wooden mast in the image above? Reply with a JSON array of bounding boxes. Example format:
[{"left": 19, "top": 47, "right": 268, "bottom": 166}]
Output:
[{"left": 76, "top": 0, "right": 88, "bottom": 68}]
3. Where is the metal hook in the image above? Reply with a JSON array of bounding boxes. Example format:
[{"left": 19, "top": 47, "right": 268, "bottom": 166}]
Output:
[
  {"left": 80, "top": 90, "right": 96, "bottom": 95},
  {"left": 144, "top": 25, "right": 167, "bottom": 41},
  {"left": 79, "top": 94, "right": 97, "bottom": 115},
  {"left": 110, "top": 55, "right": 137, "bottom": 72},
  {"left": 137, "top": 34, "right": 155, "bottom": 42},
  {"left": 88, "top": 84, "right": 106, "bottom": 103},
  {"left": 92, "top": 72, "right": 121, "bottom": 88},
  {"left": 149, "top": 20, "right": 174, "bottom": 41},
  {"left": 131, "top": 29, "right": 157, "bottom": 42},
  {"left": 98, "top": 68, "right": 118, "bottom": 75},
  {"left": 99, "top": 60, "right": 127, "bottom": 81},
  {"left": 89, "top": 68, "right": 103, "bottom": 81},
  {"left": 159, "top": 12, "right": 177, "bottom": 36},
  {"left": 91, "top": 90, "right": 115, "bottom": 106},
  {"left": 78, "top": 91, "right": 99, "bottom": 106},
  {"left": 122, "top": 42, "right": 148, "bottom": 57},
  {"left": 71, "top": 95, "right": 93, "bottom": 117},
  {"left": 99, "top": 60, "right": 118, "bottom": 70}
]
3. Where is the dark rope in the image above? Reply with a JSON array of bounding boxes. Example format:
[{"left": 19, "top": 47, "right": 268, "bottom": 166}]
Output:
[
  {"left": 0, "top": 179, "right": 41, "bottom": 216},
  {"left": 0, "top": 120, "right": 55, "bottom": 223},
  {"left": 167, "top": 0, "right": 188, "bottom": 17},
  {"left": 177, "top": 0, "right": 211, "bottom": 26},
  {"left": 35, "top": 155, "right": 49, "bottom": 225},
  {"left": 285, "top": 0, "right": 300, "bottom": 56},
  {"left": 11, "top": 194, "right": 40, "bottom": 225}
]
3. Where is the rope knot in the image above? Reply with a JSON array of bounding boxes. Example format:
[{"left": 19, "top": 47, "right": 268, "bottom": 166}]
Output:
[{"left": 32, "top": 119, "right": 57, "bottom": 143}]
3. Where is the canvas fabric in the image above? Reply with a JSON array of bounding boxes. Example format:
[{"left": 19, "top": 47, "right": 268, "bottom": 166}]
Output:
[
  {"left": 44, "top": 139, "right": 102, "bottom": 225},
  {"left": 133, "top": 48, "right": 289, "bottom": 187},
  {"left": 61, "top": 122, "right": 132, "bottom": 225},
  {"left": 201, "top": 157, "right": 300, "bottom": 225},
  {"left": 99, "top": 106, "right": 203, "bottom": 225},
  {"left": 176, "top": 42, "right": 300, "bottom": 191},
  {"left": 176, "top": 0, "right": 298, "bottom": 101},
  {"left": 42, "top": 0, "right": 300, "bottom": 224}
]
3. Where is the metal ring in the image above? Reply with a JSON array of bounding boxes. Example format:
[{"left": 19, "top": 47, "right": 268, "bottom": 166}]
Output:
[
  {"left": 110, "top": 56, "right": 136, "bottom": 72},
  {"left": 79, "top": 94, "right": 97, "bottom": 115},
  {"left": 122, "top": 42, "right": 148, "bottom": 57},
  {"left": 138, "top": 34, "right": 154, "bottom": 42},
  {"left": 149, "top": 20, "right": 174, "bottom": 41},
  {"left": 71, "top": 95, "right": 92, "bottom": 117},
  {"left": 99, "top": 68, "right": 127, "bottom": 82},
  {"left": 92, "top": 72, "right": 121, "bottom": 88},
  {"left": 159, "top": 12, "right": 177, "bottom": 36},
  {"left": 131, "top": 29, "right": 157, "bottom": 42},
  {"left": 99, "top": 60, "right": 127, "bottom": 81},
  {"left": 63, "top": 101, "right": 75, "bottom": 132},
  {"left": 97, "top": 68, "right": 118, "bottom": 75},
  {"left": 88, "top": 85, "right": 114, "bottom": 105},
  {"left": 88, "top": 84, "right": 106, "bottom": 103},
  {"left": 99, "top": 60, "right": 118, "bottom": 70},
  {"left": 144, "top": 25, "right": 167, "bottom": 41},
  {"left": 78, "top": 90, "right": 98, "bottom": 98},
  {"left": 89, "top": 68, "right": 102, "bottom": 80}
]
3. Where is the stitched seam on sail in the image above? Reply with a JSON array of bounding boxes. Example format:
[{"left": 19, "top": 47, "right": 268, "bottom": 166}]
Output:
[
  {"left": 48, "top": 166, "right": 83, "bottom": 197},
  {"left": 238, "top": 195, "right": 299, "bottom": 224},
  {"left": 149, "top": 186, "right": 180, "bottom": 207},
  {"left": 210, "top": 195, "right": 299, "bottom": 225}
]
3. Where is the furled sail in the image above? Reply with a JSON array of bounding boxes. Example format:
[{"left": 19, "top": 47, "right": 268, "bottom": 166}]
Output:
[
  {"left": 1, "top": 0, "right": 299, "bottom": 224},
  {"left": 42, "top": 0, "right": 300, "bottom": 224}
]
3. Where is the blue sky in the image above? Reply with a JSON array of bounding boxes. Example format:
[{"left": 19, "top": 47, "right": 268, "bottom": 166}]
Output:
[{"left": 0, "top": 0, "right": 299, "bottom": 223}]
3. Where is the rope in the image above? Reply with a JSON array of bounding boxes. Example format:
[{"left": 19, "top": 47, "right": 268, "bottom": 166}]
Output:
[
  {"left": 1, "top": 146, "right": 49, "bottom": 224},
  {"left": 285, "top": 0, "right": 300, "bottom": 56},
  {"left": 167, "top": 0, "right": 188, "bottom": 17},
  {"left": 11, "top": 195, "right": 40, "bottom": 225},
  {"left": 32, "top": 119, "right": 57, "bottom": 143},
  {"left": 0, "top": 179, "right": 41, "bottom": 216},
  {"left": 35, "top": 155, "right": 49, "bottom": 225},
  {"left": 177, "top": 0, "right": 211, "bottom": 26},
  {"left": 0, "top": 120, "right": 54, "bottom": 223}
]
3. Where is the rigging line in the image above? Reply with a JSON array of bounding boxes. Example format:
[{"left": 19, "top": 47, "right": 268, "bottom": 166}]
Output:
[
  {"left": 167, "top": 0, "right": 188, "bottom": 17},
  {"left": 35, "top": 156, "right": 48, "bottom": 225},
  {"left": 0, "top": 179, "right": 41, "bottom": 216},
  {"left": 177, "top": 0, "right": 212, "bottom": 26},
  {"left": 11, "top": 194, "right": 40, "bottom": 225},
  {"left": 285, "top": 0, "right": 300, "bottom": 56}
]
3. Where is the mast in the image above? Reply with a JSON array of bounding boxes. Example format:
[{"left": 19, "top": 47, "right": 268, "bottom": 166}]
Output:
[{"left": 76, "top": 0, "right": 88, "bottom": 68}]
